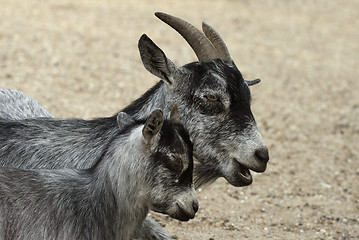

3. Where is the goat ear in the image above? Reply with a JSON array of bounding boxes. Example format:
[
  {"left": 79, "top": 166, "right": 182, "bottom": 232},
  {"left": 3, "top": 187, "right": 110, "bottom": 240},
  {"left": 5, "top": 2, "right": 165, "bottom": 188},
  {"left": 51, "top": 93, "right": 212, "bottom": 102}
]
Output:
[
  {"left": 170, "top": 104, "right": 181, "bottom": 123},
  {"left": 138, "top": 34, "right": 177, "bottom": 85},
  {"left": 142, "top": 109, "right": 164, "bottom": 143},
  {"left": 116, "top": 112, "right": 135, "bottom": 130},
  {"left": 245, "top": 78, "right": 261, "bottom": 86}
]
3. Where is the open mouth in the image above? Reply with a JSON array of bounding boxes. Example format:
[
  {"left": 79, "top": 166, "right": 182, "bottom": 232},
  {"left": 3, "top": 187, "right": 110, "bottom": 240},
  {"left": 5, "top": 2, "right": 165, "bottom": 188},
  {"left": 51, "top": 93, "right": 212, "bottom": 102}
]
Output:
[
  {"left": 236, "top": 161, "right": 253, "bottom": 185},
  {"left": 237, "top": 162, "right": 252, "bottom": 181},
  {"left": 224, "top": 159, "right": 253, "bottom": 187}
]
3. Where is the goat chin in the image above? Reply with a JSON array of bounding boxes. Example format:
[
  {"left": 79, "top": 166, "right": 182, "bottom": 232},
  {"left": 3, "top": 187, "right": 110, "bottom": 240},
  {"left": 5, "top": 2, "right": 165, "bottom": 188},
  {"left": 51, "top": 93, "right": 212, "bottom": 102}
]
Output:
[
  {"left": 157, "top": 189, "right": 199, "bottom": 221},
  {"left": 222, "top": 159, "right": 253, "bottom": 187}
]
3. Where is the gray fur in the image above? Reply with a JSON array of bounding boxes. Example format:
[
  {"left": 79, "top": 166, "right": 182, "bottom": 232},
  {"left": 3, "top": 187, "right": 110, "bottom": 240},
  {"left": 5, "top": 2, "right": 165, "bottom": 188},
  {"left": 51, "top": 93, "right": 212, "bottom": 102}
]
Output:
[
  {"left": 0, "top": 110, "right": 197, "bottom": 240},
  {"left": 132, "top": 218, "right": 174, "bottom": 240},
  {"left": 0, "top": 89, "right": 53, "bottom": 119},
  {"left": 0, "top": 89, "right": 173, "bottom": 240}
]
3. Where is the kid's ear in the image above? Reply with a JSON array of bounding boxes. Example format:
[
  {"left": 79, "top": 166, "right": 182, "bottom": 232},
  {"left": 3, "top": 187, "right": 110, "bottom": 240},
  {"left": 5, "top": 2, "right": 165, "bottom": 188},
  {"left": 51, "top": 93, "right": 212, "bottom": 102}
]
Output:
[
  {"left": 170, "top": 104, "right": 181, "bottom": 123},
  {"left": 116, "top": 112, "right": 135, "bottom": 130},
  {"left": 142, "top": 109, "right": 164, "bottom": 143},
  {"left": 138, "top": 34, "right": 178, "bottom": 85}
]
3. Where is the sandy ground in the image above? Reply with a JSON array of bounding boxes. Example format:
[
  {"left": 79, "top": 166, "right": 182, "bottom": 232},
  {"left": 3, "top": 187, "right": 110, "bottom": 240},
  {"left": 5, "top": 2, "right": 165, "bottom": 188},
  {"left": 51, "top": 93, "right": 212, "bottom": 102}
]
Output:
[{"left": 1, "top": 0, "right": 358, "bottom": 239}]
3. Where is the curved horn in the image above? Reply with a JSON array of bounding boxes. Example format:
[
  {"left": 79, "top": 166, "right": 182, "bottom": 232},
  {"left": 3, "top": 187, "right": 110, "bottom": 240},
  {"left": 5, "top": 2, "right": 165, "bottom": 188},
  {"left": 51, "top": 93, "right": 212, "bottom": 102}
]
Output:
[
  {"left": 155, "top": 12, "right": 218, "bottom": 63},
  {"left": 202, "top": 22, "right": 232, "bottom": 62}
]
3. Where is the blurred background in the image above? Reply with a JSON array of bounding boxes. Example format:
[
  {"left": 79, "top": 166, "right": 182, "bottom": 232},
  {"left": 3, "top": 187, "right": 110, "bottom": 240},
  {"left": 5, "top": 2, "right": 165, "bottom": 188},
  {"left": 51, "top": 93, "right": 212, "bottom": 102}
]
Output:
[{"left": 0, "top": 0, "right": 358, "bottom": 239}]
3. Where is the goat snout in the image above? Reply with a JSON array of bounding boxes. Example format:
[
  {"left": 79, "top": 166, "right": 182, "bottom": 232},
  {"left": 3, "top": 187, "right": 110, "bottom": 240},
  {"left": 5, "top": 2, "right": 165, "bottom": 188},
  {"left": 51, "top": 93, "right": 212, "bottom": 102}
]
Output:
[
  {"left": 170, "top": 197, "right": 199, "bottom": 221},
  {"left": 246, "top": 147, "right": 269, "bottom": 173},
  {"left": 255, "top": 148, "right": 269, "bottom": 164},
  {"left": 235, "top": 146, "right": 269, "bottom": 174},
  {"left": 192, "top": 200, "right": 199, "bottom": 213}
]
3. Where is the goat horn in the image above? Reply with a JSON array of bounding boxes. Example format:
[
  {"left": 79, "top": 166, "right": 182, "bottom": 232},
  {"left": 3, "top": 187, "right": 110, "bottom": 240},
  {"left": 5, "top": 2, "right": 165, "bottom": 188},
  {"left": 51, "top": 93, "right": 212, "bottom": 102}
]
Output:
[
  {"left": 155, "top": 12, "right": 218, "bottom": 63},
  {"left": 202, "top": 22, "right": 232, "bottom": 63},
  {"left": 245, "top": 78, "right": 261, "bottom": 86}
]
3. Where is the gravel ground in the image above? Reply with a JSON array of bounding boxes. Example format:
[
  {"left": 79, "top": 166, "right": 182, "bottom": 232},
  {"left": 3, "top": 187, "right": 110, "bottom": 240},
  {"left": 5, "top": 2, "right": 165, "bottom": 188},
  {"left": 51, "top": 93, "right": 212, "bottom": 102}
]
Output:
[{"left": 1, "top": 0, "right": 358, "bottom": 239}]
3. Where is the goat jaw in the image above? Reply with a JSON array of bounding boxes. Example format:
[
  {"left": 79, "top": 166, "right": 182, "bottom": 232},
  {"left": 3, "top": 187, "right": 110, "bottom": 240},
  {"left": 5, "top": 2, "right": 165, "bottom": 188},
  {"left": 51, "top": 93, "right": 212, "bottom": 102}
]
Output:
[
  {"left": 223, "top": 159, "right": 253, "bottom": 187},
  {"left": 164, "top": 192, "right": 198, "bottom": 221}
]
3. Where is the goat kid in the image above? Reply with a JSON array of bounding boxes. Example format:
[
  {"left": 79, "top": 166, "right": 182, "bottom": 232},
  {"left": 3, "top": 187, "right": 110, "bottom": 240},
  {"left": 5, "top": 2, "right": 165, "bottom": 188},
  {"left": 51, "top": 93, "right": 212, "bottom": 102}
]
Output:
[
  {"left": 0, "top": 92, "right": 175, "bottom": 240},
  {"left": 0, "top": 107, "right": 197, "bottom": 240}
]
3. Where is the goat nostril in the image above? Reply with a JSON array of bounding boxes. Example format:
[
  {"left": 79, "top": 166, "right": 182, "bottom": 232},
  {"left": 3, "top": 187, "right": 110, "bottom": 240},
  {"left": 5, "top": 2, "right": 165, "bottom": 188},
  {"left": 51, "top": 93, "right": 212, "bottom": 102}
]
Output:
[
  {"left": 193, "top": 202, "right": 199, "bottom": 213},
  {"left": 255, "top": 148, "right": 269, "bottom": 163}
]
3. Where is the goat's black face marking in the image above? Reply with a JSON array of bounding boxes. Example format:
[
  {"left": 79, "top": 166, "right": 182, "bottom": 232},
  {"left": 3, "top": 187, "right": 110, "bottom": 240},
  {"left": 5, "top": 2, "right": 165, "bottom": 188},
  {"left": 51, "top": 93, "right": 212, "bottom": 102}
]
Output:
[
  {"left": 167, "top": 59, "right": 267, "bottom": 187},
  {"left": 154, "top": 120, "right": 193, "bottom": 184},
  {"left": 149, "top": 119, "right": 196, "bottom": 220}
]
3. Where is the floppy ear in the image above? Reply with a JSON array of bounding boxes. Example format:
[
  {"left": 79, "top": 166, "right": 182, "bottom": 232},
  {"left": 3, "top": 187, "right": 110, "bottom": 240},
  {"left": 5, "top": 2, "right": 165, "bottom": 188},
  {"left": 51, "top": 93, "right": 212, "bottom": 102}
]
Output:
[
  {"left": 142, "top": 109, "right": 164, "bottom": 143},
  {"left": 116, "top": 112, "right": 135, "bottom": 130},
  {"left": 245, "top": 78, "right": 261, "bottom": 86},
  {"left": 138, "top": 34, "right": 177, "bottom": 85}
]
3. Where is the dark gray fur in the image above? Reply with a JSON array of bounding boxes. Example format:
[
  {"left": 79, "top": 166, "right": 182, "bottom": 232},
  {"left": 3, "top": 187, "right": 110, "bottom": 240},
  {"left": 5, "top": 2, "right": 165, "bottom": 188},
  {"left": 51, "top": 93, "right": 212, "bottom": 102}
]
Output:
[{"left": 0, "top": 110, "right": 197, "bottom": 240}]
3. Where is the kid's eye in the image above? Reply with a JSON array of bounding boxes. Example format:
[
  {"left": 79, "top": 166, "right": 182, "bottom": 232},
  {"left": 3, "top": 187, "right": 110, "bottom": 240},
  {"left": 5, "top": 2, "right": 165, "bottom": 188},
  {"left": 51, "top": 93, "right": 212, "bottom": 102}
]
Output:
[{"left": 205, "top": 95, "right": 219, "bottom": 102}]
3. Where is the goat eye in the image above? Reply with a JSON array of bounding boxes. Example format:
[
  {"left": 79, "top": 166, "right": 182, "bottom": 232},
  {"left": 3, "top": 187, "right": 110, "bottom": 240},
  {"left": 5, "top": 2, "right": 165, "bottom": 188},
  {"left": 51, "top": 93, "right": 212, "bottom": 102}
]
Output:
[{"left": 205, "top": 95, "right": 219, "bottom": 102}]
